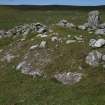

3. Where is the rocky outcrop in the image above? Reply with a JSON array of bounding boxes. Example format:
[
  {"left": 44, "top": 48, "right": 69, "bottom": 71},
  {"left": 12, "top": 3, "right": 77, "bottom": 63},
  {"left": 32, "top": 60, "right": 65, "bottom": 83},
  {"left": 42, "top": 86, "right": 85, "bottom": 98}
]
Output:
[{"left": 0, "top": 23, "right": 48, "bottom": 38}]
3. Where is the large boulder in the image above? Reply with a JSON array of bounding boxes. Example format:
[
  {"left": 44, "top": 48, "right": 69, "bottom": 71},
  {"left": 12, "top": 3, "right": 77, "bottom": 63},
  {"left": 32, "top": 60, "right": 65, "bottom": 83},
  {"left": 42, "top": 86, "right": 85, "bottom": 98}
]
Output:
[
  {"left": 87, "top": 10, "right": 101, "bottom": 29},
  {"left": 85, "top": 51, "right": 102, "bottom": 66}
]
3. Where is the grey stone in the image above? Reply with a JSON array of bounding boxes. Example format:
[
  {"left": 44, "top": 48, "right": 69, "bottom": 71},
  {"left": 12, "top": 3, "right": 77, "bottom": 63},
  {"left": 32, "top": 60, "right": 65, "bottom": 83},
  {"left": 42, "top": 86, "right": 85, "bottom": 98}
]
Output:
[
  {"left": 54, "top": 72, "right": 82, "bottom": 85},
  {"left": 89, "top": 39, "right": 97, "bottom": 47},
  {"left": 87, "top": 10, "right": 100, "bottom": 29},
  {"left": 95, "top": 29, "right": 105, "bottom": 35},
  {"left": 99, "top": 23, "right": 105, "bottom": 29},
  {"left": 57, "top": 20, "right": 75, "bottom": 28},
  {"left": 78, "top": 25, "right": 86, "bottom": 30},
  {"left": 66, "top": 40, "right": 76, "bottom": 44},
  {"left": 30, "top": 44, "right": 38, "bottom": 50},
  {"left": 39, "top": 41, "right": 46, "bottom": 48},
  {"left": 89, "top": 39, "right": 105, "bottom": 48},
  {"left": 51, "top": 36, "right": 58, "bottom": 42},
  {"left": 3, "top": 53, "right": 15, "bottom": 63},
  {"left": 102, "top": 55, "right": 105, "bottom": 61},
  {"left": 16, "top": 61, "right": 43, "bottom": 77},
  {"left": 86, "top": 51, "right": 102, "bottom": 66}
]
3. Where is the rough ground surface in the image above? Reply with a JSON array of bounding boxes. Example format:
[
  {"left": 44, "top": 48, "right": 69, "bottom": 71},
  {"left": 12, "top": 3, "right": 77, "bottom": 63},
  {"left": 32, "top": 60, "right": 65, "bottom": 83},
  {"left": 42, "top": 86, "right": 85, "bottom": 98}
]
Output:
[{"left": 1, "top": 6, "right": 105, "bottom": 105}]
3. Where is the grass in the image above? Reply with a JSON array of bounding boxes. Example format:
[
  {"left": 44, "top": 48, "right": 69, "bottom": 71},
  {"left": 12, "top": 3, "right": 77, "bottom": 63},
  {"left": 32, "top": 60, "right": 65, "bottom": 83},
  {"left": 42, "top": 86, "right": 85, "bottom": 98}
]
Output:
[{"left": 0, "top": 6, "right": 105, "bottom": 105}]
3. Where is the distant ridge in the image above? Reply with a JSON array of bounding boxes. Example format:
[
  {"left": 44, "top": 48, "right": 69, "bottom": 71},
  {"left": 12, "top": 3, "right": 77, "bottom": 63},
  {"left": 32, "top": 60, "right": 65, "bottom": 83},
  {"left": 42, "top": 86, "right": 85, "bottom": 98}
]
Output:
[{"left": 0, "top": 5, "right": 105, "bottom": 10}]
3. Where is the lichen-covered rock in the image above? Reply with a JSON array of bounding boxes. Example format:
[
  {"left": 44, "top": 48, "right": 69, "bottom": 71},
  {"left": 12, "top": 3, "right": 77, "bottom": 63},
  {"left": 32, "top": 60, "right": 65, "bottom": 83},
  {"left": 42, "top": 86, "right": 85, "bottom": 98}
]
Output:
[
  {"left": 54, "top": 72, "right": 82, "bottom": 85},
  {"left": 89, "top": 39, "right": 105, "bottom": 48},
  {"left": 87, "top": 10, "right": 101, "bottom": 29},
  {"left": 95, "top": 29, "right": 105, "bottom": 35},
  {"left": 0, "top": 22, "right": 48, "bottom": 39},
  {"left": 85, "top": 51, "right": 102, "bottom": 66},
  {"left": 57, "top": 20, "right": 75, "bottom": 28},
  {"left": 16, "top": 61, "right": 43, "bottom": 76}
]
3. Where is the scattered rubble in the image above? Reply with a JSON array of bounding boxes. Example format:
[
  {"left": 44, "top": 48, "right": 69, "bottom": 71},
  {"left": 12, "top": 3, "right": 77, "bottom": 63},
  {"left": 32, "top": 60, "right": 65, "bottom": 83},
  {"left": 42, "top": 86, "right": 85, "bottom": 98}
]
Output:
[{"left": 0, "top": 22, "right": 48, "bottom": 38}]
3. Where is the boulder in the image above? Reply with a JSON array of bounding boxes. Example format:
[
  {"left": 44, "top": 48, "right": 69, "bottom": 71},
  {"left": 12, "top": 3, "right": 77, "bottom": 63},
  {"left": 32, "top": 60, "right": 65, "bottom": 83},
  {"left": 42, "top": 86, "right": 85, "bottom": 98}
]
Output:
[
  {"left": 99, "top": 23, "right": 105, "bottom": 29},
  {"left": 57, "top": 20, "right": 75, "bottom": 28},
  {"left": 89, "top": 39, "right": 105, "bottom": 48},
  {"left": 51, "top": 36, "right": 58, "bottom": 42},
  {"left": 95, "top": 29, "right": 105, "bottom": 35},
  {"left": 54, "top": 72, "right": 82, "bottom": 85},
  {"left": 16, "top": 61, "right": 42, "bottom": 77},
  {"left": 35, "top": 23, "right": 47, "bottom": 34},
  {"left": 39, "top": 41, "right": 46, "bottom": 48},
  {"left": 85, "top": 51, "right": 102, "bottom": 66},
  {"left": 87, "top": 10, "right": 101, "bottom": 29}
]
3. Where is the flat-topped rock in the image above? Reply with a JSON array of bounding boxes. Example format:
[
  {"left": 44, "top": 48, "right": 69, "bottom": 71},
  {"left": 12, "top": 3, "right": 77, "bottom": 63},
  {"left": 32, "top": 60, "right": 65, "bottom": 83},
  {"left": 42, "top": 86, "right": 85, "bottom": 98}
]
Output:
[{"left": 54, "top": 72, "right": 82, "bottom": 85}]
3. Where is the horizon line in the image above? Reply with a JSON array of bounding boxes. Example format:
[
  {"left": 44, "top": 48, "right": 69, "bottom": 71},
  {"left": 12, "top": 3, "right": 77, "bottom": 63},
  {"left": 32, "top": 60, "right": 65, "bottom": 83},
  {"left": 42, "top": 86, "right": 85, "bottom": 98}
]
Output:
[{"left": 0, "top": 4, "right": 105, "bottom": 6}]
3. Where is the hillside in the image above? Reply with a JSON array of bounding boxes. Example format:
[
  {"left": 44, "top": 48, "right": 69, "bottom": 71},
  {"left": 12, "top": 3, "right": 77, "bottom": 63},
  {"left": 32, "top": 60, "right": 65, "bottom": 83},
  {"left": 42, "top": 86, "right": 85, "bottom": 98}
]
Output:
[{"left": 0, "top": 6, "right": 105, "bottom": 105}]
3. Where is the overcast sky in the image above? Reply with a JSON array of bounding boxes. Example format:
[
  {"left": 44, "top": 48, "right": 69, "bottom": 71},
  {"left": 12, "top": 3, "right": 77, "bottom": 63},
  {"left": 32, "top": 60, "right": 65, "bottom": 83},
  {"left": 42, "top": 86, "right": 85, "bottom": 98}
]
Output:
[{"left": 0, "top": 0, "right": 105, "bottom": 6}]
